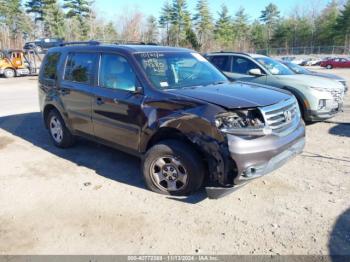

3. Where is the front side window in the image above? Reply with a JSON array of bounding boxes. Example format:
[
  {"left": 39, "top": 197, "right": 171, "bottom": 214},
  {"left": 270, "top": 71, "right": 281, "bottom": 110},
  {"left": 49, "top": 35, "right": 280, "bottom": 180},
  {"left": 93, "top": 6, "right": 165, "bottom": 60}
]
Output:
[
  {"left": 209, "top": 56, "right": 231, "bottom": 72},
  {"left": 135, "top": 52, "right": 228, "bottom": 90},
  {"left": 99, "top": 54, "right": 136, "bottom": 91},
  {"left": 64, "top": 53, "right": 97, "bottom": 84},
  {"left": 255, "top": 57, "right": 294, "bottom": 75},
  {"left": 232, "top": 57, "right": 260, "bottom": 75},
  {"left": 43, "top": 52, "right": 61, "bottom": 80}
]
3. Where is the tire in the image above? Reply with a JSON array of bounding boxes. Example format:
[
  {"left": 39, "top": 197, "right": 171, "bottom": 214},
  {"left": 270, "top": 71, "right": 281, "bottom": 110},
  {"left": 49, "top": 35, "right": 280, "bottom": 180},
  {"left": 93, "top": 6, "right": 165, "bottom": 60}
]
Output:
[
  {"left": 4, "top": 68, "right": 15, "bottom": 78},
  {"left": 47, "top": 109, "right": 75, "bottom": 148},
  {"left": 142, "top": 140, "right": 205, "bottom": 196},
  {"left": 326, "top": 64, "right": 333, "bottom": 69}
]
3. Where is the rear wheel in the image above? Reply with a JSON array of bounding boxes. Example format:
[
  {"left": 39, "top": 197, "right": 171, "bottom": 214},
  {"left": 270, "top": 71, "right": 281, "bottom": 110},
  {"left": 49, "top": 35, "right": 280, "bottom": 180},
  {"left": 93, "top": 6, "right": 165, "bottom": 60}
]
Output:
[
  {"left": 142, "top": 140, "right": 205, "bottom": 196},
  {"left": 47, "top": 110, "right": 75, "bottom": 148},
  {"left": 326, "top": 64, "right": 333, "bottom": 69},
  {"left": 4, "top": 68, "right": 15, "bottom": 78}
]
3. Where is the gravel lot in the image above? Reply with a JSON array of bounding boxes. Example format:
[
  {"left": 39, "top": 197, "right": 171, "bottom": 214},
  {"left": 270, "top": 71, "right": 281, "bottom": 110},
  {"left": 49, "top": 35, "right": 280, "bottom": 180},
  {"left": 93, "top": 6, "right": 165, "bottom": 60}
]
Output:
[{"left": 0, "top": 68, "right": 349, "bottom": 255}]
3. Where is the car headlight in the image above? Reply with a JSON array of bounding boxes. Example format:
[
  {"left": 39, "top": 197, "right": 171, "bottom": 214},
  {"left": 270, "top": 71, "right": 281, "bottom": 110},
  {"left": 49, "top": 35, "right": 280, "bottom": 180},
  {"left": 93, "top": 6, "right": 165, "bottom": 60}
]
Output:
[
  {"left": 215, "top": 109, "right": 272, "bottom": 136},
  {"left": 310, "top": 86, "right": 332, "bottom": 92}
]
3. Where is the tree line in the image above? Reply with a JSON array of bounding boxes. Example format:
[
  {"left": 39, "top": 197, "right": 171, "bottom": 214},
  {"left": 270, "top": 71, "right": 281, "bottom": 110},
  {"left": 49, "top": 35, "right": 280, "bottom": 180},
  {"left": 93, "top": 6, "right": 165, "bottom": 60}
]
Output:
[{"left": 0, "top": 0, "right": 349, "bottom": 53}]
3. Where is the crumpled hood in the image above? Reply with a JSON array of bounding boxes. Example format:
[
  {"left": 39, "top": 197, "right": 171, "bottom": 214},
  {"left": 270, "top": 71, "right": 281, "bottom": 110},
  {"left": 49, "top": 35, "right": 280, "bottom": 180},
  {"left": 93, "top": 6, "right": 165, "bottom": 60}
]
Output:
[
  {"left": 276, "top": 74, "right": 344, "bottom": 90},
  {"left": 168, "top": 82, "right": 292, "bottom": 109}
]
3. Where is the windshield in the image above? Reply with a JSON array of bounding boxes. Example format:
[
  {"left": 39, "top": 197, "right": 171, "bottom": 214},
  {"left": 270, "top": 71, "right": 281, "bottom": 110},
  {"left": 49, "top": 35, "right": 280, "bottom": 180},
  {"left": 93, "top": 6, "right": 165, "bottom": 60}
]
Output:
[
  {"left": 135, "top": 52, "right": 228, "bottom": 90},
  {"left": 284, "top": 62, "right": 310, "bottom": 74},
  {"left": 255, "top": 57, "right": 295, "bottom": 75}
]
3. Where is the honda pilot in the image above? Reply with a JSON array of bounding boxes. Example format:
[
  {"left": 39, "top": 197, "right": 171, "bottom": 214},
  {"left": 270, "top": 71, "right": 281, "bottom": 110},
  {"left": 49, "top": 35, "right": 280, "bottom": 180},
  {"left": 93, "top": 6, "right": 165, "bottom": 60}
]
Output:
[{"left": 39, "top": 42, "right": 305, "bottom": 198}]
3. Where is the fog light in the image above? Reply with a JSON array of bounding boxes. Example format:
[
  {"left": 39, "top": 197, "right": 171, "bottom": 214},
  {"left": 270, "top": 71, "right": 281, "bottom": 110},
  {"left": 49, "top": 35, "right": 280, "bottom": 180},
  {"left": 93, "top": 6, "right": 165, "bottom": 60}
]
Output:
[{"left": 318, "top": 99, "right": 333, "bottom": 110}]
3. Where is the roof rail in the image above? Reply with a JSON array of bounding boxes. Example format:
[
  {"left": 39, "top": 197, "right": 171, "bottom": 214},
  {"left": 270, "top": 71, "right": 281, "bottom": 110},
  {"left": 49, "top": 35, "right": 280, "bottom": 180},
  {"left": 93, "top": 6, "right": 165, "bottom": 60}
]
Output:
[
  {"left": 59, "top": 40, "right": 101, "bottom": 47},
  {"left": 209, "top": 51, "right": 251, "bottom": 56},
  {"left": 114, "top": 40, "right": 158, "bottom": 46}
]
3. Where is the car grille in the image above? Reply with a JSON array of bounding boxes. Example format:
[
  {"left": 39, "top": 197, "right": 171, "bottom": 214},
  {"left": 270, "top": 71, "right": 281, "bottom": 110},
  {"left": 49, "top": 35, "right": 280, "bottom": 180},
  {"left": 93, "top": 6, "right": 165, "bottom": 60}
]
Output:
[
  {"left": 339, "top": 80, "right": 347, "bottom": 88},
  {"left": 259, "top": 98, "right": 300, "bottom": 135},
  {"left": 331, "top": 89, "right": 344, "bottom": 103}
]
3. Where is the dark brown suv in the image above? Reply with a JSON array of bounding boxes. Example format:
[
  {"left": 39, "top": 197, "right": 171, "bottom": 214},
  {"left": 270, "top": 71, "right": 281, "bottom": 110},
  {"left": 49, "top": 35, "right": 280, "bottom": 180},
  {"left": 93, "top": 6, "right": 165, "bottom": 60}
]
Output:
[{"left": 39, "top": 42, "right": 305, "bottom": 198}]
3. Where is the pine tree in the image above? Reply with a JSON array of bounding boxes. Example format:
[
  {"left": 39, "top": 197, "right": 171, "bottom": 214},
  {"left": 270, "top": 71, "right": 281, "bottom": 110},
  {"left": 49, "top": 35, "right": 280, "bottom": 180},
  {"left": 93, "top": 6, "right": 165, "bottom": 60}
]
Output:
[
  {"left": 25, "top": 0, "right": 46, "bottom": 23},
  {"left": 170, "top": 0, "right": 190, "bottom": 46},
  {"left": 214, "top": 4, "right": 233, "bottom": 49},
  {"left": 193, "top": 0, "right": 213, "bottom": 51},
  {"left": 144, "top": 15, "right": 159, "bottom": 43},
  {"left": 233, "top": 7, "right": 249, "bottom": 51},
  {"left": 159, "top": 1, "right": 172, "bottom": 45},
  {"left": 260, "top": 3, "right": 280, "bottom": 50},
  {"left": 43, "top": 1, "right": 65, "bottom": 38},
  {"left": 63, "top": 0, "right": 91, "bottom": 39},
  {"left": 335, "top": 0, "right": 350, "bottom": 48},
  {"left": 316, "top": 0, "right": 340, "bottom": 45}
]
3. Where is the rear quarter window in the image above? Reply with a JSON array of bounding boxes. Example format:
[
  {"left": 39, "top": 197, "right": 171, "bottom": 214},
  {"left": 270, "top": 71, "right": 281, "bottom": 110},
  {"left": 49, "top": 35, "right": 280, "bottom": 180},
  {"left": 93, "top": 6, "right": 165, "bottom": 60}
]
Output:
[
  {"left": 209, "top": 55, "right": 231, "bottom": 72},
  {"left": 64, "top": 53, "right": 97, "bottom": 84},
  {"left": 42, "top": 52, "right": 61, "bottom": 80}
]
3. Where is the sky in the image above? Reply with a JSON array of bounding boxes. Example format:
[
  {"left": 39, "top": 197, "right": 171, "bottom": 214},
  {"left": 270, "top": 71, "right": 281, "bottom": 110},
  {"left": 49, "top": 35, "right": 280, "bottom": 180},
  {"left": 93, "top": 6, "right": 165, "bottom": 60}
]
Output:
[{"left": 94, "top": 0, "right": 330, "bottom": 21}]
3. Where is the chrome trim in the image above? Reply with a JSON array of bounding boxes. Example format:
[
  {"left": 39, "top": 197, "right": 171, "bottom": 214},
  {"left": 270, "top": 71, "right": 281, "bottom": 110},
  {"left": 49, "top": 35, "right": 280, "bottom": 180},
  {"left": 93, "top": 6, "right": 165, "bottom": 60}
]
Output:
[{"left": 259, "top": 97, "right": 301, "bottom": 136}]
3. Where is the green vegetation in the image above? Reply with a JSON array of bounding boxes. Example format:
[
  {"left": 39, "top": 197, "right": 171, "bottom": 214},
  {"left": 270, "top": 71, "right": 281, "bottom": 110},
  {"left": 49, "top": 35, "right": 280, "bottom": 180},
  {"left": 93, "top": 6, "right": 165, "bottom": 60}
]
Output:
[{"left": 0, "top": 0, "right": 350, "bottom": 52}]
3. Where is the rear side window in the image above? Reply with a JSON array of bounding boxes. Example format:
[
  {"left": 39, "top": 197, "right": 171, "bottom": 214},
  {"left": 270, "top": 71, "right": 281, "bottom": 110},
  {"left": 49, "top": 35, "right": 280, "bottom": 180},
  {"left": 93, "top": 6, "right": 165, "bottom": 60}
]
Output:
[
  {"left": 209, "top": 56, "right": 231, "bottom": 72},
  {"left": 43, "top": 52, "right": 61, "bottom": 80},
  {"left": 64, "top": 53, "right": 97, "bottom": 84},
  {"left": 232, "top": 57, "right": 259, "bottom": 75}
]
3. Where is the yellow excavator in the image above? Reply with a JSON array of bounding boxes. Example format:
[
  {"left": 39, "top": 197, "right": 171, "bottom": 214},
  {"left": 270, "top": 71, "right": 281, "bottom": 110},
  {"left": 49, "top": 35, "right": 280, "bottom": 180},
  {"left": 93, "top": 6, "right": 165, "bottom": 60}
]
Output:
[{"left": 0, "top": 49, "right": 42, "bottom": 78}]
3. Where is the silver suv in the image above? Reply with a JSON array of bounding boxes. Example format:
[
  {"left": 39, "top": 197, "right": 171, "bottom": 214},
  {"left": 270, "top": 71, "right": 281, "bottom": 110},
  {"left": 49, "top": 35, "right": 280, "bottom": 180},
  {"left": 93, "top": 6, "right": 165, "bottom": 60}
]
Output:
[{"left": 206, "top": 52, "right": 345, "bottom": 122}]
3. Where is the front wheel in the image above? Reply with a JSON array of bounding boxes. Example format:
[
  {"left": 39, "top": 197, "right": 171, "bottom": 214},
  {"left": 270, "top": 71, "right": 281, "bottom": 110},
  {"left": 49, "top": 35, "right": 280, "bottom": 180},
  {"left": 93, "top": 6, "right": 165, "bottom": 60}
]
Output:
[
  {"left": 47, "top": 110, "right": 75, "bottom": 148},
  {"left": 142, "top": 140, "right": 205, "bottom": 196},
  {"left": 4, "top": 68, "right": 15, "bottom": 78},
  {"left": 326, "top": 64, "right": 333, "bottom": 69}
]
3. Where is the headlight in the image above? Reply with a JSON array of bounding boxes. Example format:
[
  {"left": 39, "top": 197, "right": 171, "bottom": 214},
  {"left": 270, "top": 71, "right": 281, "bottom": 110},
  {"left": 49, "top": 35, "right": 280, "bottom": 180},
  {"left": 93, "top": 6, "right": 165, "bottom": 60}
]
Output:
[
  {"left": 215, "top": 109, "right": 272, "bottom": 136},
  {"left": 310, "top": 86, "right": 331, "bottom": 92}
]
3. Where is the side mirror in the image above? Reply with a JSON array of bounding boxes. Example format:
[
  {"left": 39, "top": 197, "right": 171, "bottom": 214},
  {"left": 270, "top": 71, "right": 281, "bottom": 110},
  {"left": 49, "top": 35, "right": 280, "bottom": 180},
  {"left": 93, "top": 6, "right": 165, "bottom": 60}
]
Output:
[
  {"left": 133, "top": 86, "right": 143, "bottom": 94},
  {"left": 248, "top": 68, "right": 265, "bottom": 77}
]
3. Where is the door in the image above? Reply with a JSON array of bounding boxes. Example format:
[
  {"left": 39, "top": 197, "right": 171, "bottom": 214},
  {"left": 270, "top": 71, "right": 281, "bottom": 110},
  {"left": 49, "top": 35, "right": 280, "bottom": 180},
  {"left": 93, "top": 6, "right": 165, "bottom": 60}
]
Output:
[
  {"left": 91, "top": 53, "right": 145, "bottom": 152},
  {"left": 208, "top": 55, "right": 232, "bottom": 79},
  {"left": 59, "top": 52, "right": 98, "bottom": 135},
  {"left": 229, "top": 56, "right": 267, "bottom": 84}
]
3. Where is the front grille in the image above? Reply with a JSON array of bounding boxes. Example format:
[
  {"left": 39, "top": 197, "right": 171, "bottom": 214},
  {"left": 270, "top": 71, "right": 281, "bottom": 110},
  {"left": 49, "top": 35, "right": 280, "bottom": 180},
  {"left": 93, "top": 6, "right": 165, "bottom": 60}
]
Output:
[
  {"left": 339, "top": 80, "right": 347, "bottom": 88},
  {"left": 331, "top": 89, "right": 344, "bottom": 103},
  {"left": 260, "top": 98, "right": 300, "bottom": 135}
]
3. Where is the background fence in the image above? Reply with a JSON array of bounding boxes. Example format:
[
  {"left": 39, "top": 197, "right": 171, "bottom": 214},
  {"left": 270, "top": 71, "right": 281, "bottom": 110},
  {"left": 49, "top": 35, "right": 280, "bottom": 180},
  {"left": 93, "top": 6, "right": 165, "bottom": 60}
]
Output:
[{"left": 257, "top": 46, "right": 350, "bottom": 56}]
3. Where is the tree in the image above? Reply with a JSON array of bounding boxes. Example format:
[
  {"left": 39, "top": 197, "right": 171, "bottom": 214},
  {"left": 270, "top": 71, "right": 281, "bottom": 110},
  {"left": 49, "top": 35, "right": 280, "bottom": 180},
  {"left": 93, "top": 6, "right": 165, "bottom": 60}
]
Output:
[
  {"left": 1, "top": 0, "right": 32, "bottom": 44},
  {"left": 193, "top": 0, "right": 213, "bottom": 51},
  {"left": 159, "top": 1, "right": 172, "bottom": 45},
  {"left": 144, "top": 15, "right": 159, "bottom": 43},
  {"left": 63, "top": 0, "right": 91, "bottom": 39},
  {"left": 316, "top": 0, "right": 340, "bottom": 45},
  {"left": 42, "top": 0, "right": 65, "bottom": 38},
  {"left": 233, "top": 7, "right": 249, "bottom": 51},
  {"left": 25, "top": 0, "right": 45, "bottom": 23},
  {"left": 214, "top": 4, "right": 233, "bottom": 49},
  {"left": 250, "top": 21, "right": 267, "bottom": 51},
  {"left": 260, "top": 3, "right": 280, "bottom": 49},
  {"left": 170, "top": 0, "right": 191, "bottom": 46},
  {"left": 335, "top": 0, "right": 350, "bottom": 48}
]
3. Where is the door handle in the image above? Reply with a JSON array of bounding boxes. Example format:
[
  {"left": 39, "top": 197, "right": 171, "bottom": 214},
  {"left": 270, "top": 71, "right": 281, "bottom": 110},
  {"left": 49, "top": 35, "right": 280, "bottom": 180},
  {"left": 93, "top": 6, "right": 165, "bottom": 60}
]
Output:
[{"left": 96, "top": 97, "right": 105, "bottom": 105}]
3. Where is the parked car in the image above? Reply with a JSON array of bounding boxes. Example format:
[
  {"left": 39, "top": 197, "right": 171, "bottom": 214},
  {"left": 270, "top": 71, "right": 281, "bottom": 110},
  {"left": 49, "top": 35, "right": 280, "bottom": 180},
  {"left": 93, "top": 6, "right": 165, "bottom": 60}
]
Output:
[
  {"left": 205, "top": 52, "right": 345, "bottom": 122},
  {"left": 320, "top": 57, "right": 350, "bottom": 69},
  {"left": 24, "top": 38, "right": 64, "bottom": 53},
  {"left": 281, "top": 61, "right": 348, "bottom": 93},
  {"left": 39, "top": 42, "right": 305, "bottom": 198},
  {"left": 281, "top": 56, "right": 304, "bottom": 65}
]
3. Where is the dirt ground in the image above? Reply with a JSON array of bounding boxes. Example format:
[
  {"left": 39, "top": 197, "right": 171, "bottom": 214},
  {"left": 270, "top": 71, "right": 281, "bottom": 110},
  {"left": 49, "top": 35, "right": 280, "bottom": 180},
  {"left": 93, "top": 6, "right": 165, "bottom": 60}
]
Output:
[{"left": 0, "top": 68, "right": 349, "bottom": 255}]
